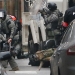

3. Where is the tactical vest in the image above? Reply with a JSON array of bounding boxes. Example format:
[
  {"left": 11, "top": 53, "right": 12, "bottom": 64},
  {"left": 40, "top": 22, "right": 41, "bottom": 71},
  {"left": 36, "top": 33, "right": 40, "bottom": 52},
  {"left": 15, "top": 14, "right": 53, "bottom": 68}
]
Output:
[
  {"left": 1, "top": 16, "right": 11, "bottom": 36},
  {"left": 54, "top": 9, "right": 63, "bottom": 25}
]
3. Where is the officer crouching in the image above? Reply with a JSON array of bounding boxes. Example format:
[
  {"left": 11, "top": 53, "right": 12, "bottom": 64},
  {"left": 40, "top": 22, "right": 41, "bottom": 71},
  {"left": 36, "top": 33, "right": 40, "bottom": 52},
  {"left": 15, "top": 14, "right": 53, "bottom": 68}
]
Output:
[{"left": 0, "top": 9, "right": 19, "bottom": 71}]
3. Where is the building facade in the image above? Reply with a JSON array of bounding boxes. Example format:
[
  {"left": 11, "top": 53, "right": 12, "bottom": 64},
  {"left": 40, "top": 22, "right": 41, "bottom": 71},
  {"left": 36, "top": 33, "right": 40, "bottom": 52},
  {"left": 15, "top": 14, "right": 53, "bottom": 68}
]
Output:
[{"left": 0, "top": 0, "right": 21, "bottom": 20}]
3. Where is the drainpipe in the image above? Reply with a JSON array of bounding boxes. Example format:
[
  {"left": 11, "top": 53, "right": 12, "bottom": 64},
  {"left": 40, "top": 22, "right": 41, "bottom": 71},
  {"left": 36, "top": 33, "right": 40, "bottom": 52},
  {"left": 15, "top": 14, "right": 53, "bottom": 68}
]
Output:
[
  {"left": 24, "top": 0, "right": 29, "bottom": 12},
  {"left": 15, "top": 0, "right": 18, "bottom": 19},
  {"left": 4, "top": 0, "right": 7, "bottom": 10}
]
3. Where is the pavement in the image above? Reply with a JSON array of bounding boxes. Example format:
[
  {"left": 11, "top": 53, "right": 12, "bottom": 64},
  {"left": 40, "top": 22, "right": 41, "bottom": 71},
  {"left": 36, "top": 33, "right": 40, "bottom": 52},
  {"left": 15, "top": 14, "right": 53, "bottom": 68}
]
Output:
[{"left": 5, "top": 58, "right": 50, "bottom": 75}]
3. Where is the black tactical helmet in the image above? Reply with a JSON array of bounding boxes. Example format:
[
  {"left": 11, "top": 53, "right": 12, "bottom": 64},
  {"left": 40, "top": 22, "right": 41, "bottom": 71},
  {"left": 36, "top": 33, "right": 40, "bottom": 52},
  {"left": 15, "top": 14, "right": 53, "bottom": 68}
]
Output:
[
  {"left": 73, "top": 0, "right": 75, "bottom": 5},
  {"left": 0, "top": 9, "right": 7, "bottom": 20},
  {"left": 47, "top": 2, "right": 57, "bottom": 11}
]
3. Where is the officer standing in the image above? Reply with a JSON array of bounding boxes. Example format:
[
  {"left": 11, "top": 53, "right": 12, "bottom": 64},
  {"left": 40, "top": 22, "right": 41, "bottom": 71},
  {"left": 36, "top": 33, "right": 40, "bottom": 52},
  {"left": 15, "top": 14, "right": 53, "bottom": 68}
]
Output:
[
  {"left": 39, "top": 2, "right": 63, "bottom": 46},
  {"left": 0, "top": 9, "right": 19, "bottom": 71},
  {"left": 45, "top": 2, "right": 62, "bottom": 45}
]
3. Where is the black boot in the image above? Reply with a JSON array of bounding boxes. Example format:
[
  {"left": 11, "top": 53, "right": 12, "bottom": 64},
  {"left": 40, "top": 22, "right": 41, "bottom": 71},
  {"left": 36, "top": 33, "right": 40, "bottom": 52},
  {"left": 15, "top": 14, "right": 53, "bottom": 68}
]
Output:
[{"left": 17, "top": 52, "right": 29, "bottom": 59}]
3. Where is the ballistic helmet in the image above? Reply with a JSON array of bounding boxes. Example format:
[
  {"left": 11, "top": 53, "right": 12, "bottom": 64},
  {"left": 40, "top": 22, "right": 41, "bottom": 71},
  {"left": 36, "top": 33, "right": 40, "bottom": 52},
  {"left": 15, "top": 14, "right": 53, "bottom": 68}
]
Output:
[{"left": 47, "top": 2, "right": 57, "bottom": 11}]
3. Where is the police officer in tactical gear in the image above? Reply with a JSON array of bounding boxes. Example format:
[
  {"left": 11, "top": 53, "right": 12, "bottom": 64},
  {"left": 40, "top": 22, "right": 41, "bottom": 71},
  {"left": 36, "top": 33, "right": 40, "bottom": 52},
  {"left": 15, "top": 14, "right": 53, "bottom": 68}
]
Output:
[
  {"left": 0, "top": 9, "right": 19, "bottom": 71},
  {"left": 63, "top": 0, "right": 75, "bottom": 27},
  {"left": 38, "top": 2, "right": 63, "bottom": 46},
  {"left": 44, "top": 2, "right": 62, "bottom": 46}
]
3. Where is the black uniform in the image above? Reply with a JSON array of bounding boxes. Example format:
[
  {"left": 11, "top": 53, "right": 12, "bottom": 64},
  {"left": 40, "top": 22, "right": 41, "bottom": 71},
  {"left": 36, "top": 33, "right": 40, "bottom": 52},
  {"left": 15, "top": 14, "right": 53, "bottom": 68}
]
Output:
[{"left": 64, "top": 6, "right": 75, "bottom": 24}]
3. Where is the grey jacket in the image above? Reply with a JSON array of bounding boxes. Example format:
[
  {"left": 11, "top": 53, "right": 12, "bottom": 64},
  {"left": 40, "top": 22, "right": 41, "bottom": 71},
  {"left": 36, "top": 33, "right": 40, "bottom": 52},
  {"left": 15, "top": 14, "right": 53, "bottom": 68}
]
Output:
[
  {"left": 1, "top": 15, "right": 16, "bottom": 39},
  {"left": 44, "top": 9, "right": 60, "bottom": 24}
]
